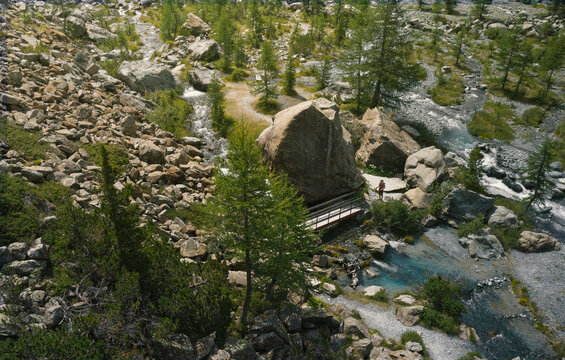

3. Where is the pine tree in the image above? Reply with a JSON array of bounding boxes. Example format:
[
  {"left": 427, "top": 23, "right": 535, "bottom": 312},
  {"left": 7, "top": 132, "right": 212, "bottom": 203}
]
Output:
[
  {"left": 365, "top": 0, "right": 420, "bottom": 109},
  {"left": 494, "top": 27, "right": 522, "bottom": 91},
  {"left": 215, "top": 9, "right": 235, "bottom": 73},
  {"left": 252, "top": 41, "right": 279, "bottom": 110},
  {"left": 339, "top": 9, "right": 370, "bottom": 114},
  {"left": 451, "top": 27, "right": 467, "bottom": 67},
  {"left": 316, "top": 56, "right": 331, "bottom": 90},
  {"left": 471, "top": 0, "right": 490, "bottom": 20},
  {"left": 248, "top": 0, "right": 264, "bottom": 48},
  {"left": 539, "top": 34, "right": 565, "bottom": 98},
  {"left": 445, "top": 0, "right": 457, "bottom": 14},
  {"left": 233, "top": 34, "right": 248, "bottom": 68},
  {"left": 523, "top": 141, "right": 553, "bottom": 211},
  {"left": 282, "top": 52, "right": 297, "bottom": 96},
  {"left": 160, "top": 0, "right": 183, "bottom": 42},
  {"left": 512, "top": 39, "right": 534, "bottom": 97}
]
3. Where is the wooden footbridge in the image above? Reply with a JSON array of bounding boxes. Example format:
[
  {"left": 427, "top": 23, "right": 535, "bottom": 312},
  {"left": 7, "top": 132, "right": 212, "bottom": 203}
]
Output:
[{"left": 306, "top": 192, "right": 364, "bottom": 231}]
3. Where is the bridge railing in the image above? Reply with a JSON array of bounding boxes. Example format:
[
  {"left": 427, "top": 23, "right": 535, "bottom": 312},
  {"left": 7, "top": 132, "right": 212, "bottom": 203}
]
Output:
[{"left": 306, "top": 192, "right": 363, "bottom": 230}]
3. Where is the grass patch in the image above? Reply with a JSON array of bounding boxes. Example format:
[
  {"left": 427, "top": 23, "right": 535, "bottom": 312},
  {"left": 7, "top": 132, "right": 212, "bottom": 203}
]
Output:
[
  {"left": 0, "top": 117, "right": 48, "bottom": 162},
  {"left": 22, "top": 41, "right": 49, "bottom": 54},
  {"left": 367, "top": 289, "right": 389, "bottom": 303},
  {"left": 99, "top": 22, "right": 140, "bottom": 53},
  {"left": 430, "top": 74, "right": 464, "bottom": 106},
  {"left": 225, "top": 68, "right": 250, "bottom": 82},
  {"left": 361, "top": 163, "right": 397, "bottom": 178},
  {"left": 468, "top": 102, "right": 516, "bottom": 141},
  {"left": 420, "top": 307, "right": 460, "bottom": 335},
  {"left": 401, "top": 331, "right": 429, "bottom": 358},
  {"left": 146, "top": 87, "right": 193, "bottom": 139},
  {"left": 457, "top": 352, "right": 483, "bottom": 360}
]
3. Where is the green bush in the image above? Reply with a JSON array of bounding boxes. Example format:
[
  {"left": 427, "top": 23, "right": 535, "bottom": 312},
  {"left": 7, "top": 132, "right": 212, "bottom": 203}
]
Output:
[
  {"left": 0, "top": 327, "right": 106, "bottom": 360},
  {"left": 485, "top": 27, "right": 502, "bottom": 40},
  {"left": 428, "top": 181, "right": 455, "bottom": 217},
  {"left": 457, "top": 215, "right": 486, "bottom": 237},
  {"left": 33, "top": 181, "right": 73, "bottom": 207},
  {"left": 400, "top": 330, "right": 429, "bottom": 358},
  {"left": 468, "top": 102, "right": 515, "bottom": 141},
  {"left": 0, "top": 117, "right": 48, "bottom": 162},
  {"left": 368, "top": 289, "right": 389, "bottom": 303},
  {"left": 420, "top": 307, "right": 460, "bottom": 335},
  {"left": 22, "top": 41, "right": 49, "bottom": 54},
  {"left": 455, "top": 146, "right": 484, "bottom": 193},
  {"left": 457, "top": 351, "right": 483, "bottom": 360},
  {"left": 146, "top": 87, "right": 193, "bottom": 139},
  {"left": 422, "top": 275, "right": 466, "bottom": 318},
  {"left": 518, "top": 107, "right": 545, "bottom": 128},
  {"left": 370, "top": 200, "right": 424, "bottom": 236},
  {"left": 227, "top": 68, "right": 249, "bottom": 82},
  {"left": 0, "top": 174, "right": 42, "bottom": 246},
  {"left": 82, "top": 143, "right": 130, "bottom": 177}
]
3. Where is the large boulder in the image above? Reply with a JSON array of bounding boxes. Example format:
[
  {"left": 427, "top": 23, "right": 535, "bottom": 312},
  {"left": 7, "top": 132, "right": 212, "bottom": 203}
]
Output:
[
  {"left": 404, "top": 146, "right": 446, "bottom": 191},
  {"left": 442, "top": 189, "right": 494, "bottom": 224},
  {"left": 86, "top": 23, "right": 117, "bottom": 44},
  {"left": 188, "top": 39, "right": 221, "bottom": 61},
  {"left": 139, "top": 140, "right": 166, "bottom": 164},
  {"left": 257, "top": 99, "right": 363, "bottom": 203},
  {"left": 182, "top": 13, "right": 212, "bottom": 36},
  {"left": 402, "top": 187, "right": 431, "bottom": 210},
  {"left": 459, "top": 231, "right": 506, "bottom": 259},
  {"left": 356, "top": 108, "right": 420, "bottom": 171},
  {"left": 153, "top": 334, "right": 196, "bottom": 360},
  {"left": 66, "top": 16, "right": 87, "bottom": 38},
  {"left": 518, "top": 231, "right": 561, "bottom": 252},
  {"left": 223, "top": 337, "right": 256, "bottom": 360},
  {"left": 117, "top": 60, "right": 176, "bottom": 94},
  {"left": 343, "top": 317, "right": 370, "bottom": 339}
]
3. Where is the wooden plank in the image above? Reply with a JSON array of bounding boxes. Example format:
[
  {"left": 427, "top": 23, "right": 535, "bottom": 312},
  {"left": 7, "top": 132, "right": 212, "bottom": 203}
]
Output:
[{"left": 306, "top": 206, "right": 362, "bottom": 230}]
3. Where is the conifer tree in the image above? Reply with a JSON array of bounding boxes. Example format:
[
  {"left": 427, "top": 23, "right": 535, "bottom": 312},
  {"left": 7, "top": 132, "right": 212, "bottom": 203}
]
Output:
[
  {"left": 512, "top": 39, "right": 534, "bottom": 97},
  {"left": 234, "top": 34, "right": 248, "bottom": 68},
  {"left": 253, "top": 41, "right": 279, "bottom": 110},
  {"left": 160, "top": 0, "right": 183, "bottom": 42},
  {"left": 248, "top": 0, "right": 264, "bottom": 48},
  {"left": 523, "top": 141, "right": 553, "bottom": 211},
  {"left": 539, "top": 33, "right": 565, "bottom": 98},
  {"left": 471, "top": 0, "right": 490, "bottom": 20},
  {"left": 208, "top": 74, "right": 232, "bottom": 137},
  {"left": 494, "top": 27, "right": 523, "bottom": 91},
  {"left": 316, "top": 56, "right": 331, "bottom": 90},
  {"left": 215, "top": 9, "right": 235, "bottom": 72},
  {"left": 452, "top": 27, "right": 468, "bottom": 67},
  {"left": 282, "top": 52, "right": 297, "bottom": 96}
]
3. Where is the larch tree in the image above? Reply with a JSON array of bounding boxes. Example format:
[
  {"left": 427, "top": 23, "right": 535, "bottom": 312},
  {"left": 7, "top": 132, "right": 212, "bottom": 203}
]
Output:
[
  {"left": 282, "top": 51, "right": 297, "bottom": 96},
  {"left": 471, "top": 0, "right": 490, "bottom": 20},
  {"left": 494, "top": 27, "right": 523, "bottom": 91},
  {"left": 451, "top": 26, "right": 468, "bottom": 67},
  {"left": 208, "top": 74, "right": 232, "bottom": 137},
  {"left": 160, "top": 0, "right": 183, "bottom": 42},
  {"left": 523, "top": 140, "right": 554, "bottom": 212},
  {"left": 512, "top": 38, "right": 534, "bottom": 97},
  {"left": 215, "top": 8, "right": 235, "bottom": 72},
  {"left": 539, "top": 33, "right": 565, "bottom": 98},
  {"left": 252, "top": 41, "right": 279, "bottom": 110}
]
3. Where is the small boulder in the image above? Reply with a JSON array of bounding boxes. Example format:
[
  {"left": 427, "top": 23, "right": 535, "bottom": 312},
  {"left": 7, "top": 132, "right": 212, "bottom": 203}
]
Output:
[
  {"left": 6, "top": 260, "right": 45, "bottom": 275},
  {"left": 139, "top": 140, "right": 166, "bottom": 164},
  {"left": 362, "top": 235, "right": 389, "bottom": 259},
  {"left": 343, "top": 317, "right": 370, "bottom": 339},
  {"left": 188, "top": 39, "right": 221, "bottom": 61},
  {"left": 188, "top": 68, "right": 218, "bottom": 92},
  {"left": 402, "top": 187, "right": 431, "bottom": 210},
  {"left": 86, "top": 23, "right": 117, "bottom": 44},
  {"left": 153, "top": 334, "right": 196, "bottom": 360},
  {"left": 66, "top": 16, "right": 87, "bottom": 38},
  {"left": 459, "top": 232, "right": 505, "bottom": 260},
  {"left": 363, "top": 285, "right": 385, "bottom": 297},
  {"left": 518, "top": 231, "right": 560, "bottom": 253},
  {"left": 120, "top": 115, "right": 137, "bottom": 136},
  {"left": 346, "top": 338, "right": 373, "bottom": 359},
  {"left": 487, "top": 206, "right": 520, "bottom": 229},
  {"left": 27, "top": 238, "right": 49, "bottom": 260},
  {"left": 180, "top": 238, "right": 207, "bottom": 258},
  {"left": 43, "top": 304, "right": 64, "bottom": 328},
  {"left": 396, "top": 306, "right": 424, "bottom": 327},
  {"left": 394, "top": 294, "right": 416, "bottom": 305},
  {"left": 442, "top": 189, "right": 494, "bottom": 224},
  {"left": 404, "top": 146, "right": 446, "bottom": 191},
  {"left": 223, "top": 337, "right": 256, "bottom": 360},
  {"left": 8, "top": 242, "right": 28, "bottom": 260}
]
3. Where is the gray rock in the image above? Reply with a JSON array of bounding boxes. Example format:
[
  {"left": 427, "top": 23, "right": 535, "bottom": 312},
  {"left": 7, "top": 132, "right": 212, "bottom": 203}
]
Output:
[
  {"left": 209, "top": 349, "right": 231, "bottom": 360},
  {"left": 182, "top": 13, "right": 212, "bottom": 36},
  {"left": 502, "top": 177, "right": 522, "bottom": 193},
  {"left": 394, "top": 294, "right": 416, "bottom": 305},
  {"left": 363, "top": 285, "right": 385, "bottom": 297},
  {"left": 5, "top": 260, "right": 45, "bottom": 275},
  {"left": 27, "top": 238, "right": 49, "bottom": 260},
  {"left": 66, "top": 16, "right": 87, "bottom": 38},
  {"left": 329, "top": 333, "right": 348, "bottom": 352},
  {"left": 86, "top": 23, "right": 117, "bottom": 44},
  {"left": 0, "top": 247, "right": 11, "bottom": 266},
  {"left": 195, "top": 332, "right": 217, "bottom": 360},
  {"left": 7, "top": 71, "right": 22, "bottom": 86},
  {"left": 120, "top": 115, "right": 137, "bottom": 136},
  {"left": 346, "top": 338, "right": 373, "bottom": 359},
  {"left": 442, "top": 189, "right": 494, "bottom": 224},
  {"left": 188, "top": 39, "right": 221, "bottom": 61},
  {"left": 356, "top": 108, "right": 420, "bottom": 171},
  {"left": 0, "top": 314, "right": 17, "bottom": 337},
  {"left": 302, "top": 308, "right": 340, "bottom": 330},
  {"left": 139, "top": 140, "right": 166, "bottom": 164},
  {"left": 153, "top": 334, "right": 196, "bottom": 360},
  {"left": 43, "top": 304, "right": 64, "bottom": 328},
  {"left": 404, "top": 146, "right": 446, "bottom": 191},
  {"left": 0, "top": 92, "right": 27, "bottom": 111},
  {"left": 8, "top": 242, "right": 28, "bottom": 260},
  {"left": 362, "top": 235, "right": 389, "bottom": 259},
  {"left": 257, "top": 99, "right": 363, "bottom": 203},
  {"left": 223, "top": 337, "right": 256, "bottom": 360},
  {"left": 518, "top": 231, "right": 560, "bottom": 252},
  {"left": 402, "top": 187, "right": 431, "bottom": 210},
  {"left": 250, "top": 332, "right": 284, "bottom": 352},
  {"left": 459, "top": 232, "right": 505, "bottom": 259},
  {"left": 444, "top": 152, "right": 466, "bottom": 168},
  {"left": 488, "top": 206, "right": 520, "bottom": 229},
  {"left": 21, "top": 167, "right": 45, "bottom": 183},
  {"left": 179, "top": 238, "right": 207, "bottom": 258},
  {"left": 117, "top": 60, "right": 176, "bottom": 94},
  {"left": 343, "top": 317, "right": 370, "bottom": 339},
  {"left": 396, "top": 306, "right": 424, "bottom": 327},
  {"left": 279, "top": 307, "right": 302, "bottom": 333},
  {"left": 188, "top": 68, "right": 218, "bottom": 91}
]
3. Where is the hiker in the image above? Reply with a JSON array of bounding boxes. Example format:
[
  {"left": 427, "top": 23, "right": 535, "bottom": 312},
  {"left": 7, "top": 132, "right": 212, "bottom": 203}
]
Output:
[{"left": 377, "top": 179, "right": 385, "bottom": 201}]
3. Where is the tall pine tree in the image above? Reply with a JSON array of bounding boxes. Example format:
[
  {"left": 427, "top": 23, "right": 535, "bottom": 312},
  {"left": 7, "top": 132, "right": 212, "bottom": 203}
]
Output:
[{"left": 253, "top": 41, "right": 279, "bottom": 111}]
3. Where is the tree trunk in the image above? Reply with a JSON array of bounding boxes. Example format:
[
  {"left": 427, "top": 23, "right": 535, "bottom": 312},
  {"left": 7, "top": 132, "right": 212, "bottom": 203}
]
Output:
[
  {"left": 371, "top": 16, "right": 389, "bottom": 108},
  {"left": 526, "top": 148, "right": 547, "bottom": 211},
  {"left": 241, "top": 248, "right": 252, "bottom": 324},
  {"left": 543, "top": 69, "right": 554, "bottom": 98},
  {"left": 455, "top": 43, "right": 462, "bottom": 66},
  {"left": 514, "top": 63, "right": 527, "bottom": 97}
]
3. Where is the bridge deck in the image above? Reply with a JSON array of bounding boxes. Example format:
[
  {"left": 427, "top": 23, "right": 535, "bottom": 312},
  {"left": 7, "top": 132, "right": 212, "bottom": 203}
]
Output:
[{"left": 306, "top": 192, "right": 363, "bottom": 231}]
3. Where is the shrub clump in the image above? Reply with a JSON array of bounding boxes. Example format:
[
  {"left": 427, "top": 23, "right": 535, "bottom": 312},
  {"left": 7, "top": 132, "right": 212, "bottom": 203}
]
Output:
[
  {"left": 519, "top": 107, "right": 545, "bottom": 128},
  {"left": 430, "top": 74, "right": 465, "bottom": 106},
  {"left": 0, "top": 117, "right": 48, "bottom": 162},
  {"left": 370, "top": 200, "right": 424, "bottom": 237},
  {"left": 400, "top": 331, "right": 429, "bottom": 357},
  {"left": 146, "top": 87, "right": 193, "bottom": 139},
  {"left": 457, "top": 215, "right": 486, "bottom": 237},
  {"left": 419, "top": 275, "right": 466, "bottom": 334},
  {"left": 468, "top": 102, "right": 515, "bottom": 141}
]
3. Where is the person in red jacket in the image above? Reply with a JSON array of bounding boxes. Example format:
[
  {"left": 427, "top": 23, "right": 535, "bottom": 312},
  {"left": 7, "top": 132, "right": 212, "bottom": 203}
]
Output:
[{"left": 378, "top": 180, "right": 385, "bottom": 201}]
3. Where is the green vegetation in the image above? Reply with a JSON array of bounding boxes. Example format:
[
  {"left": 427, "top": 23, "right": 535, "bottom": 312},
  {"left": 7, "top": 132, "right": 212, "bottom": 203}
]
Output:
[
  {"left": 370, "top": 200, "right": 424, "bottom": 237},
  {"left": 518, "top": 107, "right": 546, "bottom": 127},
  {"left": 226, "top": 68, "right": 249, "bottom": 82},
  {"left": 419, "top": 275, "right": 465, "bottom": 334},
  {"left": 99, "top": 22, "right": 140, "bottom": 52},
  {"left": 368, "top": 289, "right": 389, "bottom": 303},
  {"left": 468, "top": 102, "right": 515, "bottom": 141},
  {"left": 22, "top": 41, "right": 49, "bottom": 54},
  {"left": 523, "top": 140, "right": 554, "bottom": 211},
  {"left": 430, "top": 73, "right": 464, "bottom": 106},
  {"left": 146, "top": 87, "right": 193, "bottom": 139},
  {"left": 160, "top": 0, "right": 184, "bottom": 42},
  {"left": 456, "top": 146, "right": 484, "bottom": 193},
  {"left": 99, "top": 52, "right": 141, "bottom": 78},
  {"left": 201, "top": 123, "right": 316, "bottom": 323},
  {"left": 400, "top": 331, "right": 429, "bottom": 358},
  {"left": 457, "top": 215, "right": 486, "bottom": 237},
  {"left": 457, "top": 352, "right": 483, "bottom": 360},
  {"left": 282, "top": 52, "right": 297, "bottom": 96},
  {"left": 82, "top": 143, "right": 130, "bottom": 177},
  {"left": 0, "top": 117, "right": 48, "bottom": 162},
  {"left": 252, "top": 41, "right": 279, "bottom": 113},
  {"left": 208, "top": 74, "right": 234, "bottom": 138},
  {"left": 428, "top": 181, "right": 455, "bottom": 217}
]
